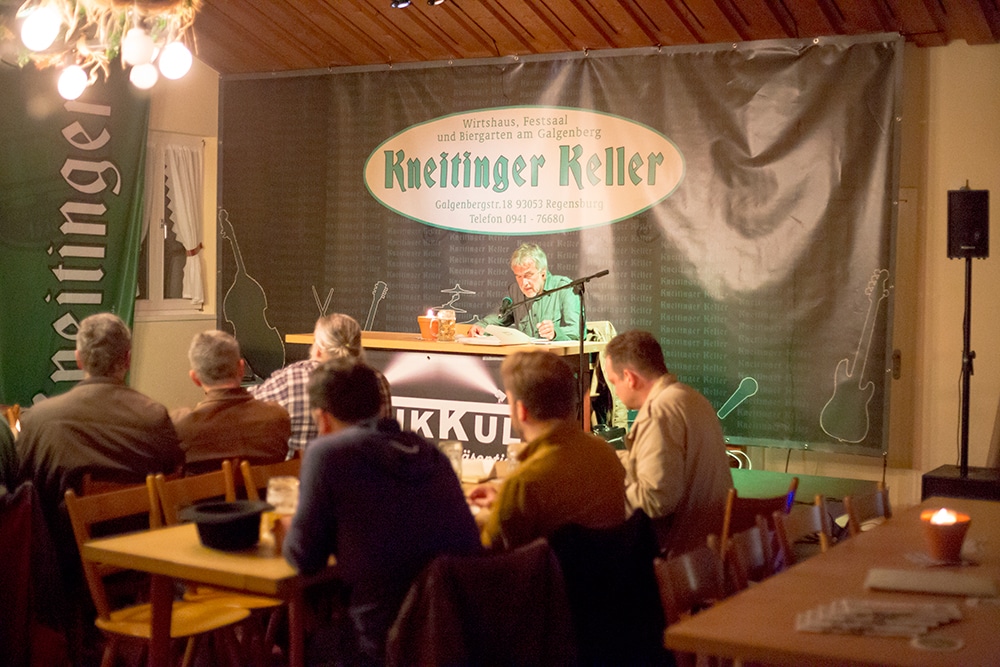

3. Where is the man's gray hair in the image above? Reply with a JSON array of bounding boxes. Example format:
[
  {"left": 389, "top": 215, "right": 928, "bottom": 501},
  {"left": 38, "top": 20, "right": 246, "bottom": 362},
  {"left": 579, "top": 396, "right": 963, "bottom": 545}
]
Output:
[
  {"left": 76, "top": 313, "right": 131, "bottom": 377},
  {"left": 509, "top": 243, "right": 548, "bottom": 272},
  {"left": 188, "top": 330, "right": 242, "bottom": 384}
]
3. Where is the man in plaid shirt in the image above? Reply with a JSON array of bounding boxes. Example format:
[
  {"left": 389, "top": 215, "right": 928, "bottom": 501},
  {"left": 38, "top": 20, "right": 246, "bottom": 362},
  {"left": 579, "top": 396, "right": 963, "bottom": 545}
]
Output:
[{"left": 250, "top": 313, "right": 392, "bottom": 456}]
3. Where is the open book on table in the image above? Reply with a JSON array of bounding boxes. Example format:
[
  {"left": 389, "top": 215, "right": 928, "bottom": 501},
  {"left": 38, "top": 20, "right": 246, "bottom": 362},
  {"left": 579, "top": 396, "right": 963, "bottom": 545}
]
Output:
[{"left": 457, "top": 324, "right": 550, "bottom": 346}]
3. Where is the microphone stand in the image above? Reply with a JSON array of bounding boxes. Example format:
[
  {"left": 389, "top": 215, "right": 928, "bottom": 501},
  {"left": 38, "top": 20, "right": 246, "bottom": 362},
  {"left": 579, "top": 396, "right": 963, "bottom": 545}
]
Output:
[{"left": 504, "top": 269, "right": 610, "bottom": 429}]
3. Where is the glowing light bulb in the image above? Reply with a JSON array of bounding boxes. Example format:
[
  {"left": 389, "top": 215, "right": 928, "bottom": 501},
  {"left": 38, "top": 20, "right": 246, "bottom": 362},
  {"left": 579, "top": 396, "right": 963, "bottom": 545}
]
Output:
[
  {"left": 121, "top": 28, "right": 155, "bottom": 66},
  {"left": 21, "top": 6, "right": 61, "bottom": 51},
  {"left": 57, "top": 65, "right": 88, "bottom": 100},
  {"left": 129, "top": 63, "right": 159, "bottom": 89},
  {"left": 158, "top": 41, "right": 192, "bottom": 79}
]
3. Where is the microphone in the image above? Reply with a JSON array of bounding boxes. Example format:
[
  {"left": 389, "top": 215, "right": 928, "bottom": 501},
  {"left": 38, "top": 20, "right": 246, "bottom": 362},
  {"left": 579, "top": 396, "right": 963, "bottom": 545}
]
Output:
[{"left": 498, "top": 296, "right": 515, "bottom": 326}]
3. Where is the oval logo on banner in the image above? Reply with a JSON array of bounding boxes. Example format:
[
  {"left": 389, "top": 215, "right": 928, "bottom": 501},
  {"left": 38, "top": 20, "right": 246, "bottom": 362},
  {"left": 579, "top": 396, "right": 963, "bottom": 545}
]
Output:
[{"left": 364, "top": 106, "right": 684, "bottom": 235}]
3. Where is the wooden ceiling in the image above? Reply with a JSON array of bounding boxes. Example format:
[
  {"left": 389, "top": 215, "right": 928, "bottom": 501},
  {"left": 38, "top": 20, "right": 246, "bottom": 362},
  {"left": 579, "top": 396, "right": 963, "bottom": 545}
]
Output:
[{"left": 190, "top": 0, "right": 1000, "bottom": 77}]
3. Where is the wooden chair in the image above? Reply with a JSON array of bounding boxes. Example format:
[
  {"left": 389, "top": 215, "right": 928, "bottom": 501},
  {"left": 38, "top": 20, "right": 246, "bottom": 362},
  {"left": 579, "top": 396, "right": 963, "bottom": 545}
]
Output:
[
  {"left": 709, "top": 513, "right": 776, "bottom": 594},
  {"left": 153, "top": 463, "right": 284, "bottom": 667},
  {"left": 843, "top": 482, "right": 891, "bottom": 536},
  {"left": 654, "top": 544, "right": 727, "bottom": 667},
  {"left": 772, "top": 494, "right": 832, "bottom": 567},
  {"left": 153, "top": 462, "right": 238, "bottom": 525},
  {"left": 64, "top": 482, "right": 249, "bottom": 667},
  {"left": 240, "top": 457, "right": 301, "bottom": 501},
  {"left": 718, "top": 477, "right": 798, "bottom": 558}
]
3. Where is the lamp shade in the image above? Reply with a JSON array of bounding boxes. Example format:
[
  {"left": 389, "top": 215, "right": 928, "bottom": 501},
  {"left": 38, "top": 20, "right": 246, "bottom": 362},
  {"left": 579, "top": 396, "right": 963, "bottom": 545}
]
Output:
[
  {"left": 20, "top": 6, "right": 62, "bottom": 51},
  {"left": 129, "top": 62, "right": 159, "bottom": 89},
  {"left": 158, "top": 41, "right": 193, "bottom": 79},
  {"left": 122, "top": 28, "right": 155, "bottom": 66},
  {"left": 57, "top": 66, "right": 88, "bottom": 100}
]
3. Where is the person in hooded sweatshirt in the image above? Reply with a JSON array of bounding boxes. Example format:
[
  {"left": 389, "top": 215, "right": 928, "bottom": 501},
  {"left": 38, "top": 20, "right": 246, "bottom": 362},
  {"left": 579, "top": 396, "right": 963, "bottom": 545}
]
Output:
[{"left": 281, "top": 357, "right": 480, "bottom": 666}]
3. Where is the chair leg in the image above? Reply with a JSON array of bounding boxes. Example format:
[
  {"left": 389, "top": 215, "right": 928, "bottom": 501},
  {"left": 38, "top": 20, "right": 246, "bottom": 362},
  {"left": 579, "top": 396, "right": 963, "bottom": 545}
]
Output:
[
  {"left": 180, "top": 635, "right": 198, "bottom": 667},
  {"left": 99, "top": 637, "right": 119, "bottom": 667}
]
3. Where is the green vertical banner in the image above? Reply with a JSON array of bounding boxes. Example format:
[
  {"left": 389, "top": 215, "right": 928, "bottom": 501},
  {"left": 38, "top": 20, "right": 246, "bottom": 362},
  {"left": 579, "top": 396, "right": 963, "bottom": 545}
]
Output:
[{"left": 0, "top": 66, "right": 149, "bottom": 405}]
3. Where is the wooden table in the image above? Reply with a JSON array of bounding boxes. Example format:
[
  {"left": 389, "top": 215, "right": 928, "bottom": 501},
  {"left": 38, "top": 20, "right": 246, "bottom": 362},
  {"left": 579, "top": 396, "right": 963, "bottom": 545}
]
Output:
[
  {"left": 285, "top": 329, "right": 606, "bottom": 356},
  {"left": 664, "top": 497, "right": 1000, "bottom": 667},
  {"left": 82, "top": 523, "right": 338, "bottom": 667},
  {"left": 287, "top": 331, "right": 605, "bottom": 456}
]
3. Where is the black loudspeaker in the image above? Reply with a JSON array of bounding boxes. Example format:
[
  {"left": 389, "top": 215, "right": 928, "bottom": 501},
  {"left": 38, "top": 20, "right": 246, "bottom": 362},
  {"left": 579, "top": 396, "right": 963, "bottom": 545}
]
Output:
[{"left": 947, "top": 189, "right": 989, "bottom": 259}]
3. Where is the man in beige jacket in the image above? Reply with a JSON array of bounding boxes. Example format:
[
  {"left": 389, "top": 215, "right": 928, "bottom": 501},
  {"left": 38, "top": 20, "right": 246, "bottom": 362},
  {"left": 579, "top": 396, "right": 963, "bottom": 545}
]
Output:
[{"left": 603, "top": 330, "right": 731, "bottom": 556}]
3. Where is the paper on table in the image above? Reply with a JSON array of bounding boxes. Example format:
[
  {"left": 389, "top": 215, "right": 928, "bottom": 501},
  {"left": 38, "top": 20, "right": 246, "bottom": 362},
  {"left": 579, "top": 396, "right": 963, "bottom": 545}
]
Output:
[
  {"left": 461, "top": 458, "right": 496, "bottom": 483},
  {"left": 864, "top": 568, "right": 998, "bottom": 597}
]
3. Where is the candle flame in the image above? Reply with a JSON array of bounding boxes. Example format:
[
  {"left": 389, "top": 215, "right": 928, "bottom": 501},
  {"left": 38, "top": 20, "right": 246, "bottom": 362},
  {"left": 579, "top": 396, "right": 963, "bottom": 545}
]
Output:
[
  {"left": 426, "top": 309, "right": 435, "bottom": 317},
  {"left": 930, "top": 508, "right": 957, "bottom": 525}
]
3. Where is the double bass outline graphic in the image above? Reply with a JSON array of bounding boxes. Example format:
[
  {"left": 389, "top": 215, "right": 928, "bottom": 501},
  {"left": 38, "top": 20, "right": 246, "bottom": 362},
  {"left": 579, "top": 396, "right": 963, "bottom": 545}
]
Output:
[{"left": 219, "top": 209, "right": 285, "bottom": 380}]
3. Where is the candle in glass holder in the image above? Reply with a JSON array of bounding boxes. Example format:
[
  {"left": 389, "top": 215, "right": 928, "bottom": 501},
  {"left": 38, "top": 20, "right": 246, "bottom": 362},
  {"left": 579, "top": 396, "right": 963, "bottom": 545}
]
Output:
[
  {"left": 920, "top": 508, "right": 971, "bottom": 563},
  {"left": 417, "top": 309, "right": 439, "bottom": 340}
]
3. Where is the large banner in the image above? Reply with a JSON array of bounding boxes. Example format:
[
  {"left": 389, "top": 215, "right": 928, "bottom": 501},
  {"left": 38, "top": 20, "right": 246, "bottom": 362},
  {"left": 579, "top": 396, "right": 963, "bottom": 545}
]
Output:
[
  {"left": 219, "top": 34, "right": 902, "bottom": 457},
  {"left": 0, "top": 67, "right": 149, "bottom": 405}
]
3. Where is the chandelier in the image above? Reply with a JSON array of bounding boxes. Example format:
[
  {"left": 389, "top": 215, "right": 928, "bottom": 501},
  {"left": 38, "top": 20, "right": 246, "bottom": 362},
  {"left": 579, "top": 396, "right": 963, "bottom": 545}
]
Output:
[{"left": 8, "top": 0, "right": 200, "bottom": 100}]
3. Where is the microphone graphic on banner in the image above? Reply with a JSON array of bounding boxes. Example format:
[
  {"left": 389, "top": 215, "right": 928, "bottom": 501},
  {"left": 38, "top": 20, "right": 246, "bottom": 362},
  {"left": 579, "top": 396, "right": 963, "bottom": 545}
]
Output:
[{"left": 498, "top": 296, "right": 515, "bottom": 327}]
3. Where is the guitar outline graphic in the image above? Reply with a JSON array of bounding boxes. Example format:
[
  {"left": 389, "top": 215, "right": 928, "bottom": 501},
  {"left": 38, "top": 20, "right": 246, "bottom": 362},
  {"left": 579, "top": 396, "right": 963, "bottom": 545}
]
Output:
[
  {"left": 819, "top": 268, "right": 890, "bottom": 443},
  {"left": 365, "top": 281, "right": 388, "bottom": 331},
  {"left": 219, "top": 209, "right": 286, "bottom": 379}
]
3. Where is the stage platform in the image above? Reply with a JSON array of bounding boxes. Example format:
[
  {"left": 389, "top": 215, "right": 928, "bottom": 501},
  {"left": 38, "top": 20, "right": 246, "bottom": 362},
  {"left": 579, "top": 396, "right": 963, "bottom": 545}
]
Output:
[{"left": 731, "top": 468, "right": 878, "bottom": 503}]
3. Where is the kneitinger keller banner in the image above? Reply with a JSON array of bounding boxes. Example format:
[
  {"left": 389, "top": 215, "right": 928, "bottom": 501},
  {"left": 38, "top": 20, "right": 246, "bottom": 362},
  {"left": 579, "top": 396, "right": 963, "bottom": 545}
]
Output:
[{"left": 0, "top": 66, "right": 149, "bottom": 406}]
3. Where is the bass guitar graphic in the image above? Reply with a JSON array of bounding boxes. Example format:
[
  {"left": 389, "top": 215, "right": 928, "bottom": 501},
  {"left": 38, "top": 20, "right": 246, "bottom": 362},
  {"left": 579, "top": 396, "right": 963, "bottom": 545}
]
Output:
[
  {"left": 820, "top": 269, "right": 890, "bottom": 443},
  {"left": 365, "top": 281, "right": 388, "bottom": 331},
  {"left": 219, "top": 209, "right": 286, "bottom": 379}
]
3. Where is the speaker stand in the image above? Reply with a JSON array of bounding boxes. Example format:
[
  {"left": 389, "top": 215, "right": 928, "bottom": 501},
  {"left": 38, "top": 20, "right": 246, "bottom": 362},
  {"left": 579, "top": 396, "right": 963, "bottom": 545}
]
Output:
[{"left": 959, "top": 255, "right": 975, "bottom": 477}]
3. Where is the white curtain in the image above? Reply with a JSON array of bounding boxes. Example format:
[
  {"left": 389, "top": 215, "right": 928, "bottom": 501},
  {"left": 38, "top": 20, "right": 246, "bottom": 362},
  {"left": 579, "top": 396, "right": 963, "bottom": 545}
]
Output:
[{"left": 142, "top": 137, "right": 205, "bottom": 307}]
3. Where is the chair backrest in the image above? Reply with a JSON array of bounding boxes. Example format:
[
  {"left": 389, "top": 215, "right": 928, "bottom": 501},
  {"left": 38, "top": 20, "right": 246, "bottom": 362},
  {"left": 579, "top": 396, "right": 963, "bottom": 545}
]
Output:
[
  {"left": 386, "top": 538, "right": 577, "bottom": 667},
  {"left": 843, "top": 482, "right": 891, "bottom": 536},
  {"left": 240, "top": 458, "right": 301, "bottom": 502},
  {"left": 64, "top": 480, "right": 156, "bottom": 619},
  {"left": 154, "top": 461, "right": 237, "bottom": 526},
  {"left": 548, "top": 510, "right": 666, "bottom": 666},
  {"left": 772, "top": 494, "right": 831, "bottom": 567},
  {"left": 712, "top": 513, "right": 776, "bottom": 593},
  {"left": 719, "top": 476, "right": 798, "bottom": 556},
  {"left": 654, "top": 544, "right": 727, "bottom": 626}
]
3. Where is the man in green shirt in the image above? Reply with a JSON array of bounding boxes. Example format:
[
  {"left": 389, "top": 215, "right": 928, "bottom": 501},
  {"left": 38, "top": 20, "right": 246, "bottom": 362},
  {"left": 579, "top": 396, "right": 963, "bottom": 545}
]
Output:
[{"left": 470, "top": 243, "right": 581, "bottom": 341}]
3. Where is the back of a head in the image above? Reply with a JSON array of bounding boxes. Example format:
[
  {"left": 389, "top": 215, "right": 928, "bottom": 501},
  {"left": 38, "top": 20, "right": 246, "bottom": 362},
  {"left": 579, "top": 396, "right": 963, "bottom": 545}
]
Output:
[
  {"left": 76, "top": 312, "right": 131, "bottom": 377},
  {"left": 313, "top": 313, "right": 364, "bottom": 361},
  {"left": 501, "top": 351, "right": 576, "bottom": 421},
  {"left": 605, "top": 330, "right": 668, "bottom": 378},
  {"left": 308, "top": 358, "right": 381, "bottom": 424},
  {"left": 509, "top": 243, "right": 548, "bottom": 272},
  {"left": 188, "top": 330, "right": 242, "bottom": 384}
]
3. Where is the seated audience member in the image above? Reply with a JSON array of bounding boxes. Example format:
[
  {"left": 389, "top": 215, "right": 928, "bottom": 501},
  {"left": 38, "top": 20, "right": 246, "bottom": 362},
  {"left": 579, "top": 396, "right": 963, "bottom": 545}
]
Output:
[
  {"left": 280, "top": 359, "right": 480, "bottom": 666},
  {"left": 250, "top": 313, "right": 392, "bottom": 456},
  {"left": 470, "top": 351, "right": 626, "bottom": 550},
  {"left": 16, "top": 313, "right": 183, "bottom": 578},
  {"left": 171, "top": 330, "right": 290, "bottom": 474},
  {"left": 603, "top": 330, "right": 731, "bottom": 556}
]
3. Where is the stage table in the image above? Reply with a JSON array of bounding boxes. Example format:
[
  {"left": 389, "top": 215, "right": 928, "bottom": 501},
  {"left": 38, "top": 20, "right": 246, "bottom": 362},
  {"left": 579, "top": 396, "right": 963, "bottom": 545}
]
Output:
[
  {"left": 286, "top": 331, "right": 605, "bottom": 457},
  {"left": 82, "top": 523, "right": 338, "bottom": 667},
  {"left": 663, "top": 496, "right": 1000, "bottom": 666}
]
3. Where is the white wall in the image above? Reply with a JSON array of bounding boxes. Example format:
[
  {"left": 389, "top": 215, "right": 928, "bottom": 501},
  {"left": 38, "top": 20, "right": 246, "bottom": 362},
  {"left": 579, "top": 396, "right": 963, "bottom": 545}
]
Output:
[
  {"left": 130, "top": 43, "right": 1000, "bottom": 510},
  {"left": 129, "top": 57, "right": 219, "bottom": 410}
]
